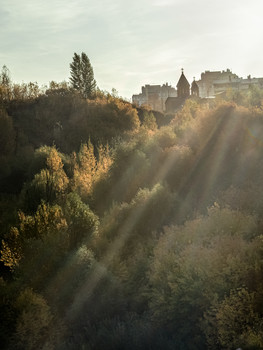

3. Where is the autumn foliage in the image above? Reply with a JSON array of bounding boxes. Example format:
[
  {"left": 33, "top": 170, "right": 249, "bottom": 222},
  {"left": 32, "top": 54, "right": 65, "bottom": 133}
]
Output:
[{"left": 1, "top": 76, "right": 263, "bottom": 349}]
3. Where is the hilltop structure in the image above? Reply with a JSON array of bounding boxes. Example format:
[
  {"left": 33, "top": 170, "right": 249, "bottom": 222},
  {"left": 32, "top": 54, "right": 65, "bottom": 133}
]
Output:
[
  {"left": 196, "top": 69, "right": 263, "bottom": 98},
  {"left": 132, "top": 68, "right": 263, "bottom": 114},
  {"left": 165, "top": 69, "right": 198, "bottom": 113},
  {"left": 191, "top": 79, "right": 199, "bottom": 97},
  {"left": 176, "top": 69, "right": 190, "bottom": 98},
  {"left": 132, "top": 83, "right": 176, "bottom": 112},
  {"left": 132, "top": 70, "right": 197, "bottom": 113}
]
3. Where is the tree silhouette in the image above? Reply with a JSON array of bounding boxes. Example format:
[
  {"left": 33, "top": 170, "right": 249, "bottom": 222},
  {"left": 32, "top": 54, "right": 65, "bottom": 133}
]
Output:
[
  {"left": 69, "top": 52, "right": 96, "bottom": 98},
  {"left": 0, "top": 65, "right": 11, "bottom": 102}
]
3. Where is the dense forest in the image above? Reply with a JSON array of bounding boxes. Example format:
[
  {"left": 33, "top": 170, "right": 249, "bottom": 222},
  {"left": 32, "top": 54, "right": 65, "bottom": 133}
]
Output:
[{"left": 1, "top": 61, "right": 263, "bottom": 350}]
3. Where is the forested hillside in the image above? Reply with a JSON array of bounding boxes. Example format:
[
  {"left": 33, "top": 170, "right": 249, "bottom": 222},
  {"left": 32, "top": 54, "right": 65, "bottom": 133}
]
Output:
[{"left": 1, "top": 73, "right": 263, "bottom": 349}]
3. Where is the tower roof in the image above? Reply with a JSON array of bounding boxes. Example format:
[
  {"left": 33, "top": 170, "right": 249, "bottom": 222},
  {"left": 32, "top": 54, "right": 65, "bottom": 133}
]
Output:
[
  {"left": 191, "top": 77, "right": 199, "bottom": 97},
  {"left": 191, "top": 79, "right": 199, "bottom": 90},
  {"left": 177, "top": 69, "right": 190, "bottom": 89}
]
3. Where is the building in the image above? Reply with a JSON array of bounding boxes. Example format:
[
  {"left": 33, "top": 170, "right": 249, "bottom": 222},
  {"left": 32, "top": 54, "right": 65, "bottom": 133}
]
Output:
[
  {"left": 195, "top": 70, "right": 222, "bottom": 98},
  {"left": 196, "top": 69, "right": 238, "bottom": 97},
  {"left": 165, "top": 69, "right": 199, "bottom": 113},
  {"left": 132, "top": 83, "right": 176, "bottom": 112},
  {"left": 191, "top": 79, "right": 199, "bottom": 97},
  {"left": 196, "top": 69, "right": 263, "bottom": 98},
  {"left": 133, "top": 68, "right": 263, "bottom": 114},
  {"left": 177, "top": 69, "right": 190, "bottom": 98},
  {"left": 213, "top": 75, "right": 263, "bottom": 95}
]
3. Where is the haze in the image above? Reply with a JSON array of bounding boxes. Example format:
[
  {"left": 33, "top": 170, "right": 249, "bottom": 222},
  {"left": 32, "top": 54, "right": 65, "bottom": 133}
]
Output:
[{"left": 1, "top": 0, "right": 262, "bottom": 99}]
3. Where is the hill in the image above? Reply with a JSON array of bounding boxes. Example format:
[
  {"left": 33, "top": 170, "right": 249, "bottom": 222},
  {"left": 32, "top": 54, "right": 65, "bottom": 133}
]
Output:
[{"left": 1, "top": 84, "right": 263, "bottom": 349}]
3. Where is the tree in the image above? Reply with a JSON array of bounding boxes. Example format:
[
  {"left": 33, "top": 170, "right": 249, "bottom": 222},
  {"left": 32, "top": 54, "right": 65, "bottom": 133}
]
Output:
[
  {"left": 13, "top": 288, "right": 55, "bottom": 350},
  {"left": 204, "top": 288, "right": 263, "bottom": 349},
  {"left": 64, "top": 192, "right": 99, "bottom": 248},
  {"left": 0, "top": 65, "right": 11, "bottom": 102},
  {"left": 22, "top": 147, "right": 69, "bottom": 210},
  {"left": 69, "top": 52, "right": 96, "bottom": 98},
  {"left": 0, "top": 110, "right": 15, "bottom": 157},
  {"left": 142, "top": 110, "right": 157, "bottom": 130}
]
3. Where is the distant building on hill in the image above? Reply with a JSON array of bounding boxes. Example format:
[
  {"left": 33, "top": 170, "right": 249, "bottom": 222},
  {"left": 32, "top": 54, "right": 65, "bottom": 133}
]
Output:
[
  {"left": 132, "top": 83, "right": 176, "bottom": 112},
  {"left": 177, "top": 69, "right": 190, "bottom": 98},
  {"left": 191, "top": 79, "right": 200, "bottom": 97},
  {"left": 195, "top": 70, "right": 225, "bottom": 98},
  {"left": 165, "top": 69, "right": 199, "bottom": 113},
  {"left": 132, "top": 68, "right": 263, "bottom": 114},
  {"left": 196, "top": 69, "right": 263, "bottom": 98}
]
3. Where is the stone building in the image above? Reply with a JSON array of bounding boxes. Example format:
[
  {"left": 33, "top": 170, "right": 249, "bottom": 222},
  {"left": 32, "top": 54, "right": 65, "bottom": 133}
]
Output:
[
  {"left": 195, "top": 70, "right": 222, "bottom": 98},
  {"left": 195, "top": 69, "right": 263, "bottom": 98},
  {"left": 191, "top": 79, "right": 199, "bottom": 97},
  {"left": 165, "top": 70, "right": 199, "bottom": 113},
  {"left": 213, "top": 74, "right": 263, "bottom": 95},
  {"left": 132, "top": 83, "right": 176, "bottom": 112},
  {"left": 133, "top": 68, "right": 263, "bottom": 114},
  {"left": 177, "top": 69, "right": 190, "bottom": 98}
]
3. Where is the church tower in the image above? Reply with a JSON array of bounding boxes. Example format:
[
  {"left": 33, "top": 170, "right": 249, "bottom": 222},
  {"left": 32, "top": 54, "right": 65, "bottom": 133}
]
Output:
[
  {"left": 191, "top": 78, "right": 199, "bottom": 97},
  {"left": 177, "top": 69, "right": 190, "bottom": 98}
]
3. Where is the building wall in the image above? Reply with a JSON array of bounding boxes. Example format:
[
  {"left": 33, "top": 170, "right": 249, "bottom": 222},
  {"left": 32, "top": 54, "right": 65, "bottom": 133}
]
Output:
[
  {"left": 196, "top": 69, "right": 263, "bottom": 98},
  {"left": 195, "top": 71, "right": 221, "bottom": 98},
  {"left": 132, "top": 83, "right": 177, "bottom": 112},
  {"left": 133, "top": 70, "right": 263, "bottom": 113}
]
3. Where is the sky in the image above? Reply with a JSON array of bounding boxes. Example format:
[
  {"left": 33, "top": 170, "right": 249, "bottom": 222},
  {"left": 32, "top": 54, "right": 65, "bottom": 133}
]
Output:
[{"left": 1, "top": 0, "right": 263, "bottom": 100}]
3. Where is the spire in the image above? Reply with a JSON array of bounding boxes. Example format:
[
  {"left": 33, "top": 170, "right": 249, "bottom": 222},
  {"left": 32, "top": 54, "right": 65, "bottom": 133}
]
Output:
[
  {"left": 177, "top": 69, "right": 190, "bottom": 98},
  {"left": 191, "top": 77, "right": 199, "bottom": 97}
]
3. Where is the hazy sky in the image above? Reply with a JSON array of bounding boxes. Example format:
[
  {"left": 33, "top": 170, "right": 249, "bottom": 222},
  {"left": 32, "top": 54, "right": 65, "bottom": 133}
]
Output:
[{"left": 1, "top": 0, "right": 262, "bottom": 99}]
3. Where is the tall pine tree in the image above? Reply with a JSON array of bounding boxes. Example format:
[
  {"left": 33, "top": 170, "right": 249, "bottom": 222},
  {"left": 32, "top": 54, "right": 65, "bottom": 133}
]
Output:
[
  {"left": 69, "top": 52, "right": 96, "bottom": 98},
  {"left": 0, "top": 65, "right": 12, "bottom": 102}
]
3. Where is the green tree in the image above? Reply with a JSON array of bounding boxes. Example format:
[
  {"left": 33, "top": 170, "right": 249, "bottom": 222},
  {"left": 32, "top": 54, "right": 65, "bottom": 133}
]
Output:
[
  {"left": 204, "top": 287, "right": 263, "bottom": 349},
  {"left": 22, "top": 147, "right": 69, "bottom": 211},
  {"left": 0, "top": 65, "right": 11, "bottom": 103},
  {"left": 64, "top": 192, "right": 99, "bottom": 248},
  {"left": 13, "top": 288, "right": 55, "bottom": 350},
  {"left": 142, "top": 110, "right": 157, "bottom": 131},
  {"left": 0, "top": 110, "right": 15, "bottom": 157},
  {"left": 69, "top": 52, "right": 96, "bottom": 98}
]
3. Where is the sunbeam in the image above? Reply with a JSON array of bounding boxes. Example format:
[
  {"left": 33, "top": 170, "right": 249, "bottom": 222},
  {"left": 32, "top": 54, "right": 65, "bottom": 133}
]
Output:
[
  {"left": 3, "top": 88, "right": 263, "bottom": 349},
  {"left": 66, "top": 184, "right": 161, "bottom": 321}
]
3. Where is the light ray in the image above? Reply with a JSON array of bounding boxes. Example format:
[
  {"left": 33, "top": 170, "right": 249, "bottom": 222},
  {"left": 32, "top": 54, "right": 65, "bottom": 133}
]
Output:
[
  {"left": 195, "top": 113, "right": 239, "bottom": 208},
  {"left": 65, "top": 187, "right": 158, "bottom": 321},
  {"left": 173, "top": 107, "right": 233, "bottom": 218}
]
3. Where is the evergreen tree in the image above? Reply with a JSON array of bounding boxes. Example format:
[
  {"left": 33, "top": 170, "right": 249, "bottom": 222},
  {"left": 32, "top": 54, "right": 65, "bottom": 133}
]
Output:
[
  {"left": 69, "top": 52, "right": 96, "bottom": 98},
  {"left": 0, "top": 65, "right": 11, "bottom": 102}
]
